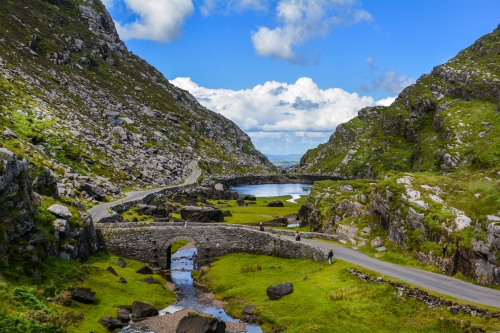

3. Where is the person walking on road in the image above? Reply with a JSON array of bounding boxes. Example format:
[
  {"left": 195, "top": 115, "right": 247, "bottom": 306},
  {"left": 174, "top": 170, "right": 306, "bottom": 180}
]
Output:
[
  {"left": 184, "top": 220, "right": 189, "bottom": 228},
  {"left": 295, "top": 231, "right": 301, "bottom": 241},
  {"left": 259, "top": 222, "right": 264, "bottom": 231},
  {"left": 327, "top": 248, "right": 334, "bottom": 265}
]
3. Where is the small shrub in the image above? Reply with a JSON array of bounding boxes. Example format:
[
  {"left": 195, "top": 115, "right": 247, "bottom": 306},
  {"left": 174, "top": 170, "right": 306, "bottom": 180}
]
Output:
[
  {"left": 240, "top": 264, "right": 261, "bottom": 273},
  {"left": 53, "top": 290, "right": 72, "bottom": 306},
  {"left": 13, "top": 287, "right": 51, "bottom": 313}
]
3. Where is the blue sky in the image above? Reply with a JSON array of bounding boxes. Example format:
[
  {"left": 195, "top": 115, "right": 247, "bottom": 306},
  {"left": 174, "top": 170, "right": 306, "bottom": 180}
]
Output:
[{"left": 103, "top": 0, "right": 499, "bottom": 155}]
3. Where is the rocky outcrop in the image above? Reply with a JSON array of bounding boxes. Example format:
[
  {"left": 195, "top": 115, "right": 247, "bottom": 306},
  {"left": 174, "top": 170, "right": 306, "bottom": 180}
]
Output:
[{"left": 71, "top": 288, "right": 96, "bottom": 304}]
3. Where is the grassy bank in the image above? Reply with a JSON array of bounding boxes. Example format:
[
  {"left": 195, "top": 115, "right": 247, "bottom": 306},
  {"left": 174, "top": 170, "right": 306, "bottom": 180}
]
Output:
[
  {"left": 0, "top": 251, "right": 175, "bottom": 333},
  {"left": 197, "top": 253, "right": 500, "bottom": 332},
  {"left": 209, "top": 195, "right": 308, "bottom": 225}
]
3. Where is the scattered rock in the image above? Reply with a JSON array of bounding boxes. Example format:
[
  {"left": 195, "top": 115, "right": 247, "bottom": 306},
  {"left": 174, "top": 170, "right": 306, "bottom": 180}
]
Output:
[
  {"left": 141, "top": 276, "right": 161, "bottom": 285},
  {"left": 117, "top": 258, "right": 126, "bottom": 268},
  {"left": 119, "top": 277, "right": 128, "bottom": 283},
  {"left": 176, "top": 315, "right": 226, "bottom": 333},
  {"left": 99, "top": 317, "right": 123, "bottom": 330},
  {"left": 2, "top": 128, "right": 17, "bottom": 139},
  {"left": 370, "top": 237, "right": 383, "bottom": 247},
  {"left": 117, "top": 308, "right": 131, "bottom": 322},
  {"left": 340, "top": 184, "right": 354, "bottom": 192},
  {"left": 131, "top": 301, "right": 158, "bottom": 319},
  {"left": 267, "top": 282, "right": 293, "bottom": 300},
  {"left": 136, "top": 265, "right": 153, "bottom": 274},
  {"left": 241, "top": 304, "right": 258, "bottom": 323},
  {"left": 243, "top": 195, "right": 256, "bottom": 201},
  {"left": 106, "top": 266, "right": 118, "bottom": 276},
  {"left": 267, "top": 201, "right": 284, "bottom": 207},
  {"left": 47, "top": 204, "right": 72, "bottom": 219},
  {"left": 222, "top": 211, "right": 232, "bottom": 217},
  {"left": 71, "top": 288, "right": 95, "bottom": 304},
  {"left": 376, "top": 246, "right": 387, "bottom": 252}
]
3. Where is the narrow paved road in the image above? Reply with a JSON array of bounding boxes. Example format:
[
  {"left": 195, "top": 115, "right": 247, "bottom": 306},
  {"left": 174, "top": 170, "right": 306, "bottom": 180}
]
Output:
[
  {"left": 88, "top": 160, "right": 201, "bottom": 222},
  {"left": 287, "top": 236, "right": 500, "bottom": 308}
]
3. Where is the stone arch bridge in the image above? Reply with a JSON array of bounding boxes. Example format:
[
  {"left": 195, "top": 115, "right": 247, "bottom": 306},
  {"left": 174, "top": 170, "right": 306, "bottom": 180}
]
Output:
[{"left": 96, "top": 222, "right": 326, "bottom": 269}]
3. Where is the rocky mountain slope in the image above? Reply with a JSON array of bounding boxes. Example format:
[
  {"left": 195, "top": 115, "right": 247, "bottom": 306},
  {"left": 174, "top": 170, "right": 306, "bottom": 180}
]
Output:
[
  {"left": 297, "top": 25, "right": 500, "bottom": 284},
  {"left": 0, "top": 0, "right": 274, "bottom": 207}
]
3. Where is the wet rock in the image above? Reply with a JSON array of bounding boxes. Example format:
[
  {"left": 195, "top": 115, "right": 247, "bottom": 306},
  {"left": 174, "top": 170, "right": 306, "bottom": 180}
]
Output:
[
  {"left": 136, "top": 265, "right": 153, "bottom": 274},
  {"left": 99, "top": 316, "right": 123, "bottom": 330},
  {"left": 267, "top": 282, "right": 293, "bottom": 300},
  {"left": 106, "top": 266, "right": 118, "bottom": 276},
  {"left": 241, "top": 304, "right": 258, "bottom": 323},
  {"left": 71, "top": 288, "right": 95, "bottom": 304},
  {"left": 117, "top": 258, "right": 126, "bottom": 268},
  {"left": 48, "top": 204, "right": 72, "bottom": 219},
  {"left": 267, "top": 201, "right": 284, "bottom": 207},
  {"left": 118, "top": 308, "right": 131, "bottom": 321},
  {"left": 176, "top": 315, "right": 226, "bottom": 333},
  {"left": 131, "top": 301, "right": 158, "bottom": 319}
]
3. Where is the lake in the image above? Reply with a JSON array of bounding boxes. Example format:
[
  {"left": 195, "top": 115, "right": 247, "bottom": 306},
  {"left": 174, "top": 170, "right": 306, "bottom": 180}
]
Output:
[{"left": 231, "top": 183, "right": 313, "bottom": 198}]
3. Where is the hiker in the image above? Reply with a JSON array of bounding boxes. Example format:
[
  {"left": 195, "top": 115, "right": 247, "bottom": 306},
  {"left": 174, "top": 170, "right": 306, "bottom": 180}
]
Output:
[
  {"left": 327, "top": 248, "right": 334, "bottom": 265},
  {"left": 295, "top": 231, "right": 301, "bottom": 241},
  {"left": 184, "top": 220, "right": 189, "bottom": 228},
  {"left": 192, "top": 252, "right": 198, "bottom": 270},
  {"left": 259, "top": 222, "right": 264, "bottom": 231},
  {"left": 442, "top": 244, "right": 447, "bottom": 258}
]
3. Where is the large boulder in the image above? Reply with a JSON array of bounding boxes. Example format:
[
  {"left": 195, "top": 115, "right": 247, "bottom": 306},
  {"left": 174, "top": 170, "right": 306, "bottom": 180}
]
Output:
[
  {"left": 244, "top": 195, "right": 256, "bottom": 201},
  {"left": 131, "top": 301, "right": 158, "bottom": 319},
  {"left": 99, "top": 317, "right": 123, "bottom": 330},
  {"left": 180, "top": 206, "right": 224, "bottom": 222},
  {"left": 266, "top": 282, "right": 293, "bottom": 300},
  {"left": 71, "top": 288, "right": 96, "bottom": 304},
  {"left": 267, "top": 201, "right": 284, "bottom": 207},
  {"left": 176, "top": 315, "right": 226, "bottom": 333},
  {"left": 78, "top": 181, "right": 105, "bottom": 201},
  {"left": 48, "top": 204, "right": 72, "bottom": 219}
]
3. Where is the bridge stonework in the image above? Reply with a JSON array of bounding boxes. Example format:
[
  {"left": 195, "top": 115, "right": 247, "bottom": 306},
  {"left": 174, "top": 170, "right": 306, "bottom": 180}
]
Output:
[{"left": 96, "top": 223, "right": 326, "bottom": 269}]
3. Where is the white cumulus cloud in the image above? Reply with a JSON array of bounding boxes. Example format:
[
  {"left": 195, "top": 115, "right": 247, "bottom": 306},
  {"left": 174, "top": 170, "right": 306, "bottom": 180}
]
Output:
[
  {"left": 172, "top": 76, "right": 393, "bottom": 133},
  {"left": 251, "top": 0, "right": 372, "bottom": 63},
  {"left": 114, "top": 0, "right": 194, "bottom": 43}
]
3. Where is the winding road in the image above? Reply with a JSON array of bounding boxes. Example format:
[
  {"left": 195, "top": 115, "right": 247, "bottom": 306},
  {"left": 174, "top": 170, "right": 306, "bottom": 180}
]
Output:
[
  {"left": 88, "top": 164, "right": 500, "bottom": 309},
  {"left": 287, "top": 236, "right": 500, "bottom": 309},
  {"left": 88, "top": 160, "right": 201, "bottom": 222}
]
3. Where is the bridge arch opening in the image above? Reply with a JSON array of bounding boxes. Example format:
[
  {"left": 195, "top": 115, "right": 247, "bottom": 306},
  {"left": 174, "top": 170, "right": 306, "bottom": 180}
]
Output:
[{"left": 160, "top": 236, "right": 202, "bottom": 270}]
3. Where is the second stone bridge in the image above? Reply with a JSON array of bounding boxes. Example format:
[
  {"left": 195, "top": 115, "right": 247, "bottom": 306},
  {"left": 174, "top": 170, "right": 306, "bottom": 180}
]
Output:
[{"left": 96, "top": 222, "right": 326, "bottom": 269}]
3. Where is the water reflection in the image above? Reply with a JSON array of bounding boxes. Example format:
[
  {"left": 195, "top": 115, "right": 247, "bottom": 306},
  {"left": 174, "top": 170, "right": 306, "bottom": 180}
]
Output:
[{"left": 232, "top": 183, "right": 312, "bottom": 197}]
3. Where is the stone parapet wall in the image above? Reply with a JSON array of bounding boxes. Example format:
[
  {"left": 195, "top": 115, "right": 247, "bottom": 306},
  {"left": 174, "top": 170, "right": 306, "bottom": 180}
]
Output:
[{"left": 97, "top": 223, "right": 326, "bottom": 269}]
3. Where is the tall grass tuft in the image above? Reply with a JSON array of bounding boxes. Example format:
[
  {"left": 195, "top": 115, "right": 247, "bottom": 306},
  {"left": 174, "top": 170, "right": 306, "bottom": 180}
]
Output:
[
  {"left": 329, "top": 288, "right": 350, "bottom": 301},
  {"left": 241, "top": 264, "right": 262, "bottom": 273}
]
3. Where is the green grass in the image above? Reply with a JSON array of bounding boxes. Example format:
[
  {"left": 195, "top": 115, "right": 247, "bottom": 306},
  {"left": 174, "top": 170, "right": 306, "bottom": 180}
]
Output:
[
  {"left": 0, "top": 252, "right": 175, "bottom": 333},
  {"left": 208, "top": 195, "right": 307, "bottom": 225},
  {"left": 198, "top": 253, "right": 500, "bottom": 333},
  {"left": 171, "top": 240, "right": 189, "bottom": 254}
]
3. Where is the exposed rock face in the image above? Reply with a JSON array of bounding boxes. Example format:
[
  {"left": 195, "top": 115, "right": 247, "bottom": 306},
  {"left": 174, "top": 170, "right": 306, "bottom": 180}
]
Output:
[
  {"left": 71, "top": 288, "right": 96, "bottom": 304},
  {"left": 180, "top": 206, "right": 224, "bottom": 222},
  {"left": 176, "top": 315, "right": 226, "bottom": 333},
  {"left": 267, "top": 282, "right": 293, "bottom": 300},
  {"left": 131, "top": 301, "right": 158, "bottom": 319}
]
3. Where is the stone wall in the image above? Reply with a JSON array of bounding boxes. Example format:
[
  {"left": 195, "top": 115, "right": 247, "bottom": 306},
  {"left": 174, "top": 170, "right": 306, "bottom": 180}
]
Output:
[{"left": 97, "top": 223, "right": 326, "bottom": 269}]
